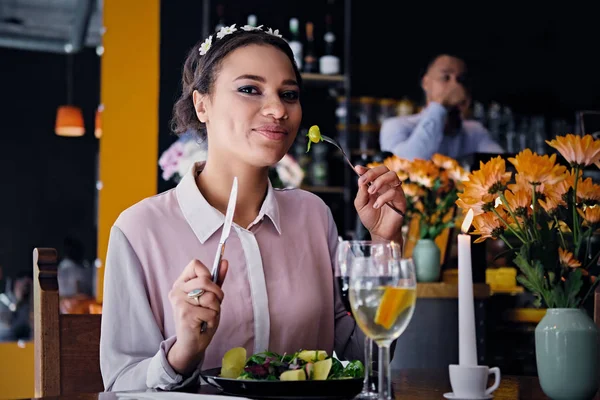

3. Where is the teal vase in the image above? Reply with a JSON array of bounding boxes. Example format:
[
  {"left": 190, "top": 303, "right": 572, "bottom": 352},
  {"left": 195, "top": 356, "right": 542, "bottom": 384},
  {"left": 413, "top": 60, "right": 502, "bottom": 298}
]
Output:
[
  {"left": 412, "top": 239, "right": 441, "bottom": 282},
  {"left": 535, "top": 308, "right": 599, "bottom": 400}
]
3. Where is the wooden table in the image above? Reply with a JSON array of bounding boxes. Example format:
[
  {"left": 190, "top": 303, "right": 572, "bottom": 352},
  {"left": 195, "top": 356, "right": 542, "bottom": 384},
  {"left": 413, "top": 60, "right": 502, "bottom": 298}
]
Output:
[{"left": 27, "top": 369, "right": 600, "bottom": 399}]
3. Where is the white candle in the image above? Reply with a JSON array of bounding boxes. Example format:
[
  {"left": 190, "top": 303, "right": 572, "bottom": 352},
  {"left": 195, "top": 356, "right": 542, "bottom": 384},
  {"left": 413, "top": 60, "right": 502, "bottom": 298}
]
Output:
[{"left": 458, "top": 209, "right": 478, "bottom": 366}]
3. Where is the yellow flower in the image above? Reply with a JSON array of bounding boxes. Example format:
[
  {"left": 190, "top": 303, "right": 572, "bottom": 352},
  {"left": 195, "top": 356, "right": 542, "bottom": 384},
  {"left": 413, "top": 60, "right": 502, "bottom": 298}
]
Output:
[
  {"left": 546, "top": 134, "right": 600, "bottom": 167},
  {"left": 577, "top": 177, "right": 600, "bottom": 204},
  {"left": 463, "top": 156, "right": 512, "bottom": 195},
  {"left": 559, "top": 248, "right": 582, "bottom": 269},
  {"left": 367, "top": 161, "right": 383, "bottom": 169},
  {"left": 409, "top": 159, "right": 439, "bottom": 188},
  {"left": 384, "top": 156, "right": 411, "bottom": 173},
  {"left": 403, "top": 182, "right": 425, "bottom": 199},
  {"left": 578, "top": 205, "right": 600, "bottom": 224},
  {"left": 432, "top": 153, "right": 459, "bottom": 170},
  {"left": 472, "top": 211, "right": 506, "bottom": 243},
  {"left": 503, "top": 189, "right": 532, "bottom": 217},
  {"left": 508, "top": 149, "right": 567, "bottom": 186}
]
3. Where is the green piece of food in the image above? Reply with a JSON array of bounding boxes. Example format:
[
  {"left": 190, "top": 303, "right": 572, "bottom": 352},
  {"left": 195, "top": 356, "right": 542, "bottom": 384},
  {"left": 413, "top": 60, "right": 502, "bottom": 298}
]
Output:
[
  {"left": 342, "top": 360, "right": 365, "bottom": 379},
  {"left": 312, "top": 358, "right": 333, "bottom": 381},
  {"left": 280, "top": 369, "right": 307, "bottom": 381},
  {"left": 306, "top": 125, "right": 323, "bottom": 152}
]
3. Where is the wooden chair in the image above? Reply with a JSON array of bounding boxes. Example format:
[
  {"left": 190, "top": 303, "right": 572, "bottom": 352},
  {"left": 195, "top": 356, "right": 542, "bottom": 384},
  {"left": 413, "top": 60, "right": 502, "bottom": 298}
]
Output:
[{"left": 33, "top": 248, "right": 104, "bottom": 397}]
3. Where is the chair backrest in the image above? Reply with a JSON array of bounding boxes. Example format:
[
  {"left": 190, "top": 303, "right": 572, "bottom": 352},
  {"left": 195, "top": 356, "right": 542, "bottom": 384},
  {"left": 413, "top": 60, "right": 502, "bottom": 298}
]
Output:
[{"left": 33, "top": 248, "right": 104, "bottom": 397}]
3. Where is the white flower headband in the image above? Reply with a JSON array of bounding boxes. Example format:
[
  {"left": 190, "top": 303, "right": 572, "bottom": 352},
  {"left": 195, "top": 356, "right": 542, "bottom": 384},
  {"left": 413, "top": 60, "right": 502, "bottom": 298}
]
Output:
[{"left": 199, "top": 23, "right": 283, "bottom": 56}]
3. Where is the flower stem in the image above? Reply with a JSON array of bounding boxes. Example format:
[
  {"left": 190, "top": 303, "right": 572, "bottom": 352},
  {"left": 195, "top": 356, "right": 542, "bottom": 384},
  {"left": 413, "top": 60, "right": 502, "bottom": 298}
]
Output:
[
  {"left": 554, "top": 216, "right": 568, "bottom": 249},
  {"left": 573, "top": 166, "right": 581, "bottom": 254},
  {"left": 500, "top": 192, "right": 529, "bottom": 241},
  {"left": 499, "top": 234, "right": 514, "bottom": 249},
  {"left": 531, "top": 187, "right": 541, "bottom": 242},
  {"left": 493, "top": 207, "right": 527, "bottom": 243}
]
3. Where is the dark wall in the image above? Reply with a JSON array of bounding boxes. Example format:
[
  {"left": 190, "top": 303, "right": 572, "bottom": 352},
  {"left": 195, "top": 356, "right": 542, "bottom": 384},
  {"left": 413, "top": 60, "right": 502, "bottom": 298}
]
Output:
[{"left": 0, "top": 47, "right": 100, "bottom": 287}]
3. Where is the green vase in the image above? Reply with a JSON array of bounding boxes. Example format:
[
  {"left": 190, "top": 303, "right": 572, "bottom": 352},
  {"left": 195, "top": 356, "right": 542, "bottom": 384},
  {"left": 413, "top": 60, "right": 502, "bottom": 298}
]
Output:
[
  {"left": 535, "top": 308, "right": 599, "bottom": 400},
  {"left": 412, "top": 238, "right": 441, "bottom": 282}
]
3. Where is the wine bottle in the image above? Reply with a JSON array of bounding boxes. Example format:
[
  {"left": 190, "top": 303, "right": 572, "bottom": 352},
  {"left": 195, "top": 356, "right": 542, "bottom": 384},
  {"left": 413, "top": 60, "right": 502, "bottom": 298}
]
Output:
[
  {"left": 247, "top": 14, "right": 257, "bottom": 28},
  {"left": 288, "top": 18, "right": 303, "bottom": 69},
  {"left": 303, "top": 22, "right": 318, "bottom": 73},
  {"left": 319, "top": 14, "right": 340, "bottom": 74}
]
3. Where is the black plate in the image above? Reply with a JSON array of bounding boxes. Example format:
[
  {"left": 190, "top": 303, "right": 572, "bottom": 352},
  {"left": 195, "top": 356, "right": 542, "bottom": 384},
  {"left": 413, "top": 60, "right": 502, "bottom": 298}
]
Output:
[{"left": 200, "top": 367, "right": 363, "bottom": 399}]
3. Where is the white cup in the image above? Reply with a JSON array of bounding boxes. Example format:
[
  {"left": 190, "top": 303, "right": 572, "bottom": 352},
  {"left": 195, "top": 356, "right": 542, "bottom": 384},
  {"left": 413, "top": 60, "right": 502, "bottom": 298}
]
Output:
[{"left": 449, "top": 364, "right": 501, "bottom": 398}]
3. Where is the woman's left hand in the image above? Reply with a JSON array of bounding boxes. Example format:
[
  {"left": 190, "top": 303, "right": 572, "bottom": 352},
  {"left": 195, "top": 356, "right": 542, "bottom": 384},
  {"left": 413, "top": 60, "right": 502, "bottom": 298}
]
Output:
[{"left": 354, "top": 165, "right": 407, "bottom": 242}]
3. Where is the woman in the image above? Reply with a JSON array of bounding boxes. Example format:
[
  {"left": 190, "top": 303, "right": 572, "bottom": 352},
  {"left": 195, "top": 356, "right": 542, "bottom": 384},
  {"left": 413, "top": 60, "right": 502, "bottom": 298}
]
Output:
[{"left": 99, "top": 25, "right": 406, "bottom": 391}]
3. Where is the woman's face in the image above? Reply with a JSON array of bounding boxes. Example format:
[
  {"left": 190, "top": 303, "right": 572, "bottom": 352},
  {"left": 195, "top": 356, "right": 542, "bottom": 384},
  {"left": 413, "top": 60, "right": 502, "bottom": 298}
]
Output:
[{"left": 195, "top": 44, "right": 302, "bottom": 168}]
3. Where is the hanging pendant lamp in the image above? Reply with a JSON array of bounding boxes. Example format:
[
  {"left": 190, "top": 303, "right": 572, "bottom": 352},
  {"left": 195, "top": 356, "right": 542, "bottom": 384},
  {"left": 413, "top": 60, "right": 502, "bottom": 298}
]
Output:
[{"left": 56, "top": 54, "right": 85, "bottom": 137}]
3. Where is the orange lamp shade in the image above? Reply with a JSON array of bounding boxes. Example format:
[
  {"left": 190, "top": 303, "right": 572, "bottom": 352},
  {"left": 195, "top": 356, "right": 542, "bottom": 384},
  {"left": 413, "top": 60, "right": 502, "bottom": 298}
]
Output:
[
  {"left": 55, "top": 105, "right": 85, "bottom": 137},
  {"left": 95, "top": 105, "right": 103, "bottom": 139}
]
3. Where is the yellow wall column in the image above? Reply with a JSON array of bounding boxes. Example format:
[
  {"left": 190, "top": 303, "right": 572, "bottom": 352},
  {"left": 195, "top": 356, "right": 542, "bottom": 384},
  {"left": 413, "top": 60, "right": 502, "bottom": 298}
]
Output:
[{"left": 97, "top": 0, "right": 160, "bottom": 302}]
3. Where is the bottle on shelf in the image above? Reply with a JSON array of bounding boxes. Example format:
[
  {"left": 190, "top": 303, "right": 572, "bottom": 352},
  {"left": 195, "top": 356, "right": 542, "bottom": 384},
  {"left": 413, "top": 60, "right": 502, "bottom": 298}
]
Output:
[
  {"left": 319, "top": 14, "right": 340, "bottom": 75},
  {"left": 247, "top": 14, "right": 258, "bottom": 28},
  {"left": 303, "top": 22, "right": 318, "bottom": 73},
  {"left": 288, "top": 18, "right": 303, "bottom": 70},
  {"left": 215, "top": 4, "right": 226, "bottom": 32}
]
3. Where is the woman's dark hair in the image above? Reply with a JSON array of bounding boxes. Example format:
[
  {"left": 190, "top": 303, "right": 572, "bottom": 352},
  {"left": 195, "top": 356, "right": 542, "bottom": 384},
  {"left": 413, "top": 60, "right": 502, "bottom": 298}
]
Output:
[{"left": 171, "top": 29, "right": 303, "bottom": 142}]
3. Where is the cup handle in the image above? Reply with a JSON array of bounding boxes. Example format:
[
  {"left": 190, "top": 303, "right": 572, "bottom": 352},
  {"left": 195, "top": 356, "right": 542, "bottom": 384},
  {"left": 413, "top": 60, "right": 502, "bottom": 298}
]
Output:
[{"left": 485, "top": 367, "right": 501, "bottom": 395}]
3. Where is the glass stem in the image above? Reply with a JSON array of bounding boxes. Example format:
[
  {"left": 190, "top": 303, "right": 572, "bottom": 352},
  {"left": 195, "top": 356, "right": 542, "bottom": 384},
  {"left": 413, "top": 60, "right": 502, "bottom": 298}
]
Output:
[
  {"left": 378, "top": 343, "right": 392, "bottom": 400},
  {"left": 362, "top": 336, "right": 372, "bottom": 393}
]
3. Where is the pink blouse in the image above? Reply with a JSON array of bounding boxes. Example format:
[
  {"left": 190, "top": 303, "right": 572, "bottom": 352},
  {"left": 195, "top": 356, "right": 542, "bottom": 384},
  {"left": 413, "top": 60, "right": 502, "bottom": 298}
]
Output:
[{"left": 99, "top": 162, "right": 365, "bottom": 391}]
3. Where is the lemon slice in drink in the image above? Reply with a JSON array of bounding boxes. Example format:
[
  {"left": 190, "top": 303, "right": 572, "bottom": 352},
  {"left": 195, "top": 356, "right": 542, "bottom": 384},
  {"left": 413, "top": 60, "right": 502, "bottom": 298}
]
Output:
[
  {"left": 220, "top": 347, "right": 247, "bottom": 379},
  {"left": 374, "top": 287, "right": 415, "bottom": 330}
]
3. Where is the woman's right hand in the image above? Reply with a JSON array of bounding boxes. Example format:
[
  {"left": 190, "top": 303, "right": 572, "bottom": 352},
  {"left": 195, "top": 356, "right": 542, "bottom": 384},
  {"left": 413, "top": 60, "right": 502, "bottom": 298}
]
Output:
[{"left": 166, "top": 259, "right": 228, "bottom": 375}]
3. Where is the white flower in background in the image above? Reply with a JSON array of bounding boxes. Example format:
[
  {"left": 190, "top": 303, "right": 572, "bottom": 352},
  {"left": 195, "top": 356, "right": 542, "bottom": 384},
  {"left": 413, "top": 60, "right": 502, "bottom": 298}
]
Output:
[
  {"left": 216, "top": 24, "right": 237, "bottom": 39},
  {"left": 266, "top": 27, "right": 282, "bottom": 38},
  {"left": 199, "top": 35, "right": 212, "bottom": 55},
  {"left": 275, "top": 154, "right": 304, "bottom": 188},
  {"left": 176, "top": 139, "right": 208, "bottom": 179},
  {"left": 241, "top": 24, "right": 263, "bottom": 31}
]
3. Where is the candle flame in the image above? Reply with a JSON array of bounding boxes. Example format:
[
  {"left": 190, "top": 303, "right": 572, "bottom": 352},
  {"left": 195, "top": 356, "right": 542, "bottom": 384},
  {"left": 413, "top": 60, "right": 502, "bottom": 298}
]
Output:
[{"left": 461, "top": 209, "right": 474, "bottom": 234}]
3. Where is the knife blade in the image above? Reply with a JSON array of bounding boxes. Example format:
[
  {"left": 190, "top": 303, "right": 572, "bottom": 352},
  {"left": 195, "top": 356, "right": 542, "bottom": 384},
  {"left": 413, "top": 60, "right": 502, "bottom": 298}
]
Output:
[
  {"left": 210, "top": 176, "right": 238, "bottom": 283},
  {"left": 201, "top": 177, "right": 238, "bottom": 333}
]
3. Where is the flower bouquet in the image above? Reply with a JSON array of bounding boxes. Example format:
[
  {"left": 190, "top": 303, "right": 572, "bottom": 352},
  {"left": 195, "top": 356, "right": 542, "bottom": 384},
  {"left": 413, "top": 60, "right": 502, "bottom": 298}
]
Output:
[
  {"left": 456, "top": 134, "right": 600, "bottom": 308},
  {"left": 369, "top": 154, "right": 468, "bottom": 281}
]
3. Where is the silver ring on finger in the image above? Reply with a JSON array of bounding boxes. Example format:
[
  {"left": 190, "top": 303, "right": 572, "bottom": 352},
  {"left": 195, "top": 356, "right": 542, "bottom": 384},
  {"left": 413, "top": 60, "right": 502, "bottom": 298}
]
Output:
[{"left": 187, "top": 288, "right": 205, "bottom": 305}]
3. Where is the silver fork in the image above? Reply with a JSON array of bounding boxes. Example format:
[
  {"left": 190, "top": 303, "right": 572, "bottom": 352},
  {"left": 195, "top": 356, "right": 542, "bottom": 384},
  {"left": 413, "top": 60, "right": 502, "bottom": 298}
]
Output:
[{"left": 321, "top": 134, "right": 405, "bottom": 217}]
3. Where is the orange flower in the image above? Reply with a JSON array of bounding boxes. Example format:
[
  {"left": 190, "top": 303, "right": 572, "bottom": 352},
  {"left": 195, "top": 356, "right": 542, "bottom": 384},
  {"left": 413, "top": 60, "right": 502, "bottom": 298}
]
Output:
[
  {"left": 559, "top": 248, "right": 582, "bottom": 269},
  {"left": 403, "top": 182, "right": 425, "bottom": 199},
  {"left": 508, "top": 174, "right": 546, "bottom": 195},
  {"left": 578, "top": 206, "right": 600, "bottom": 224},
  {"left": 367, "top": 161, "right": 383, "bottom": 169},
  {"left": 456, "top": 196, "right": 486, "bottom": 217},
  {"left": 409, "top": 159, "right": 439, "bottom": 188},
  {"left": 464, "top": 156, "right": 512, "bottom": 202},
  {"left": 546, "top": 134, "right": 600, "bottom": 167},
  {"left": 447, "top": 165, "right": 469, "bottom": 183},
  {"left": 471, "top": 211, "right": 506, "bottom": 243},
  {"left": 504, "top": 189, "right": 532, "bottom": 217},
  {"left": 577, "top": 177, "right": 600, "bottom": 203},
  {"left": 432, "top": 153, "right": 459, "bottom": 170},
  {"left": 508, "top": 149, "right": 567, "bottom": 186},
  {"left": 384, "top": 156, "right": 411, "bottom": 173}
]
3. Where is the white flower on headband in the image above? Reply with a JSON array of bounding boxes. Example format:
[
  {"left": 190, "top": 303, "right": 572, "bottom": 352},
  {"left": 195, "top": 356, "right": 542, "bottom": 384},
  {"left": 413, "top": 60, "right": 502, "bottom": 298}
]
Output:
[
  {"left": 216, "top": 23, "right": 237, "bottom": 39},
  {"left": 266, "top": 27, "right": 282, "bottom": 38},
  {"left": 199, "top": 35, "right": 212, "bottom": 55},
  {"left": 241, "top": 24, "right": 263, "bottom": 31}
]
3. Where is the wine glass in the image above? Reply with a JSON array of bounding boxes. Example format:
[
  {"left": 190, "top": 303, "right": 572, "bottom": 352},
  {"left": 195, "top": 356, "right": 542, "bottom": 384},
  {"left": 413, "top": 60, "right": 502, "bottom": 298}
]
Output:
[
  {"left": 347, "top": 241, "right": 416, "bottom": 400},
  {"left": 336, "top": 240, "right": 378, "bottom": 399}
]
